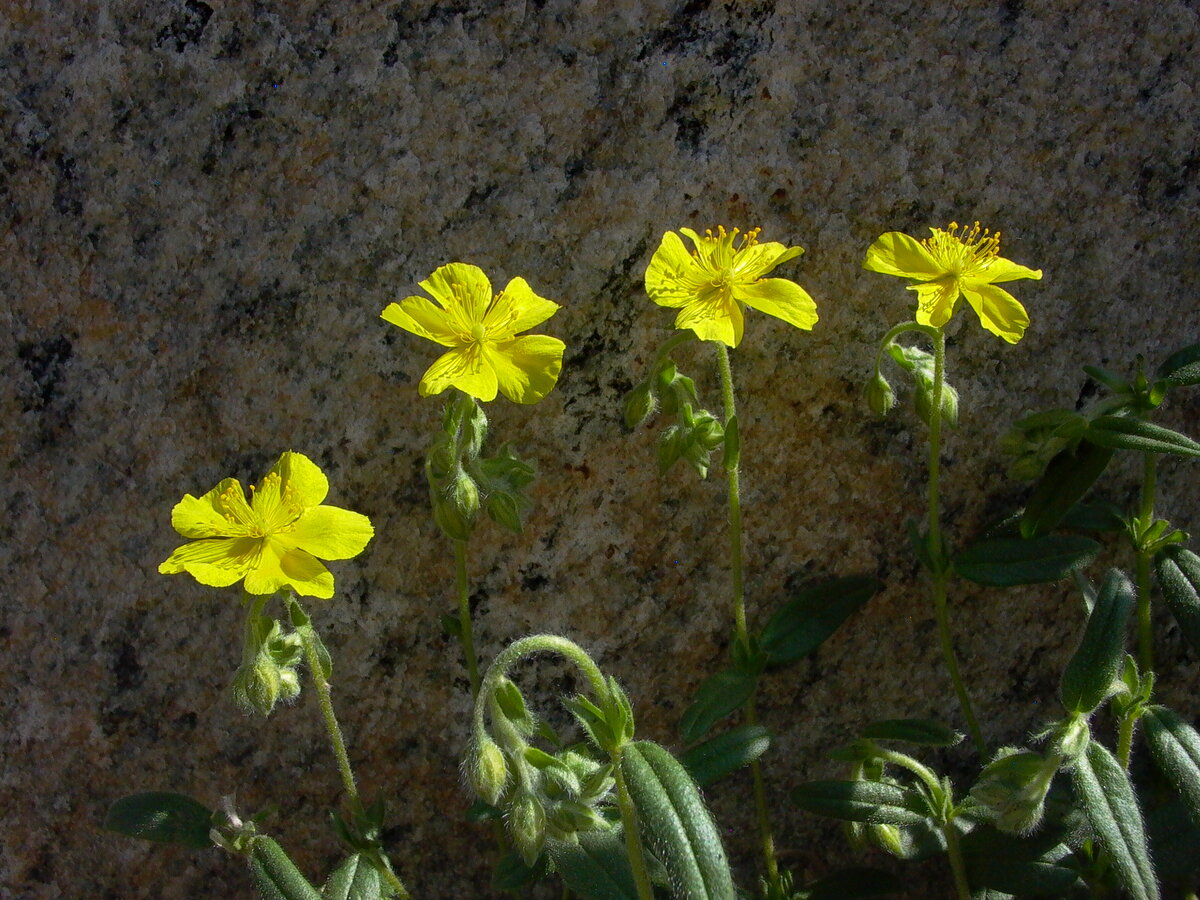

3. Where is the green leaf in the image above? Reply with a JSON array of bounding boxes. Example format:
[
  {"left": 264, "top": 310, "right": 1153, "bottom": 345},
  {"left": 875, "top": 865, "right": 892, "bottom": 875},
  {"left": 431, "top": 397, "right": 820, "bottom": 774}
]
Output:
[
  {"left": 1142, "top": 705, "right": 1200, "bottom": 827},
  {"left": 249, "top": 836, "right": 324, "bottom": 900},
  {"left": 1146, "top": 792, "right": 1200, "bottom": 880},
  {"left": 620, "top": 740, "right": 735, "bottom": 900},
  {"left": 1083, "top": 364, "right": 1132, "bottom": 394},
  {"left": 860, "top": 719, "right": 962, "bottom": 747},
  {"left": 1071, "top": 740, "right": 1158, "bottom": 900},
  {"left": 1058, "top": 501, "right": 1126, "bottom": 534},
  {"left": 322, "top": 854, "right": 381, "bottom": 900},
  {"left": 1086, "top": 415, "right": 1200, "bottom": 458},
  {"left": 1155, "top": 546, "right": 1200, "bottom": 654},
  {"left": 678, "top": 667, "right": 759, "bottom": 746},
  {"left": 679, "top": 725, "right": 771, "bottom": 787},
  {"left": 1020, "top": 441, "right": 1114, "bottom": 538},
  {"left": 759, "top": 576, "right": 881, "bottom": 666},
  {"left": 102, "top": 792, "right": 214, "bottom": 849},
  {"left": 805, "top": 867, "right": 903, "bottom": 899},
  {"left": 960, "top": 824, "right": 1080, "bottom": 897},
  {"left": 790, "top": 780, "right": 930, "bottom": 825},
  {"left": 491, "top": 850, "right": 547, "bottom": 892},
  {"left": 953, "top": 535, "right": 1100, "bottom": 587},
  {"left": 1156, "top": 343, "right": 1200, "bottom": 386},
  {"left": 547, "top": 830, "right": 639, "bottom": 900},
  {"left": 1059, "top": 569, "right": 1133, "bottom": 714}
]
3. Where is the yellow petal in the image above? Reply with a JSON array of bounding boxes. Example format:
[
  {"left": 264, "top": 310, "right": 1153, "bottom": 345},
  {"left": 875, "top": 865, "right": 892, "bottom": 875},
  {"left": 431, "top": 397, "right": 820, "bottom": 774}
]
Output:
[
  {"left": 736, "top": 278, "right": 818, "bottom": 331},
  {"left": 675, "top": 295, "right": 743, "bottom": 347},
  {"left": 420, "top": 263, "right": 492, "bottom": 319},
  {"left": 864, "top": 232, "right": 945, "bottom": 280},
  {"left": 275, "top": 452, "right": 329, "bottom": 508},
  {"left": 979, "top": 257, "right": 1043, "bottom": 285},
  {"left": 282, "top": 506, "right": 375, "bottom": 560},
  {"left": 486, "top": 335, "right": 565, "bottom": 404},
  {"left": 169, "top": 480, "right": 241, "bottom": 538},
  {"left": 242, "top": 541, "right": 335, "bottom": 598},
  {"left": 962, "top": 283, "right": 1030, "bottom": 343},
  {"left": 419, "top": 345, "right": 499, "bottom": 401},
  {"left": 381, "top": 296, "right": 459, "bottom": 346},
  {"left": 486, "top": 277, "right": 560, "bottom": 338},
  {"left": 732, "top": 241, "right": 803, "bottom": 281},
  {"left": 908, "top": 280, "right": 961, "bottom": 327},
  {"left": 646, "top": 231, "right": 702, "bottom": 309},
  {"left": 159, "top": 536, "right": 260, "bottom": 587}
]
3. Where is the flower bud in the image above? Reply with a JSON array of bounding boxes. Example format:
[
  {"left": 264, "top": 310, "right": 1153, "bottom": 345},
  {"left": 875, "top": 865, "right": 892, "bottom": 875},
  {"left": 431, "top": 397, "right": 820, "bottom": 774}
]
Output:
[
  {"left": 868, "top": 823, "right": 905, "bottom": 857},
  {"left": 623, "top": 383, "right": 656, "bottom": 429},
  {"left": 691, "top": 412, "right": 725, "bottom": 450},
  {"left": 452, "top": 469, "right": 481, "bottom": 520},
  {"left": 232, "top": 657, "right": 283, "bottom": 717},
  {"left": 508, "top": 792, "right": 546, "bottom": 866},
  {"left": 970, "top": 748, "right": 1058, "bottom": 835},
  {"left": 1050, "top": 716, "right": 1090, "bottom": 762},
  {"left": 485, "top": 491, "right": 524, "bottom": 534},
  {"left": 469, "top": 736, "right": 509, "bottom": 806},
  {"left": 865, "top": 373, "right": 896, "bottom": 416}
]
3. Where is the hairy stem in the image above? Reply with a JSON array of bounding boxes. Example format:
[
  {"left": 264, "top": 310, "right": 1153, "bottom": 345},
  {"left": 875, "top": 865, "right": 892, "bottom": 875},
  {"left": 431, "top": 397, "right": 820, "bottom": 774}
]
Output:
[
  {"left": 455, "top": 539, "right": 481, "bottom": 697},
  {"left": 1135, "top": 452, "right": 1157, "bottom": 671}
]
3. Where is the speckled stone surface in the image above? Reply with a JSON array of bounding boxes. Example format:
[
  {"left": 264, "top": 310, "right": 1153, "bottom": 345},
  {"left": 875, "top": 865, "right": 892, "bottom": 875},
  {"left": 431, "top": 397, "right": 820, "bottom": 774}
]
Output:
[{"left": 3, "top": 1, "right": 1199, "bottom": 897}]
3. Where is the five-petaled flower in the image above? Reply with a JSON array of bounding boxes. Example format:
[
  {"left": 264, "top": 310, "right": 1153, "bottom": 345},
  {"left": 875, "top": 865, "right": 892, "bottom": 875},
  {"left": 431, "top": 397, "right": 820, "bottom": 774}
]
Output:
[
  {"left": 159, "top": 451, "right": 374, "bottom": 599},
  {"left": 644, "top": 226, "right": 818, "bottom": 348},
  {"left": 381, "top": 262, "right": 565, "bottom": 404},
  {"left": 863, "top": 222, "right": 1042, "bottom": 343}
]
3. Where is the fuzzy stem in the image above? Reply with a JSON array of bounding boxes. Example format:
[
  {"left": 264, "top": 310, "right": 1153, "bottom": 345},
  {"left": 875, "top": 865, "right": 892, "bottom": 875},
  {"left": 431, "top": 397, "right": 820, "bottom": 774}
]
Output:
[
  {"left": 1135, "top": 452, "right": 1157, "bottom": 671},
  {"left": 614, "top": 762, "right": 656, "bottom": 900},
  {"left": 943, "top": 821, "right": 972, "bottom": 900},
  {"left": 715, "top": 342, "right": 779, "bottom": 884},
  {"left": 455, "top": 539, "right": 481, "bottom": 697}
]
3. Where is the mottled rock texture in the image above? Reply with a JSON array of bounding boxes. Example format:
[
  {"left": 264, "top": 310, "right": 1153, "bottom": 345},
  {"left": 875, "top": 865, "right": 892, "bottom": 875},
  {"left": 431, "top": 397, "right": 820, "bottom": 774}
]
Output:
[{"left": 3, "top": 1, "right": 1199, "bottom": 897}]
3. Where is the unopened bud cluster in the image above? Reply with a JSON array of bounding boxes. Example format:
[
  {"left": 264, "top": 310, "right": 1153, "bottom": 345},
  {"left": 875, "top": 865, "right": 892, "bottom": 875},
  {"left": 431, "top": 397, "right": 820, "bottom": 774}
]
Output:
[
  {"left": 232, "top": 609, "right": 303, "bottom": 717},
  {"left": 880, "top": 342, "right": 958, "bottom": 429},
  {"left": 625, "top": 351, "right": 727, "bottom": 479},
  {"left": 427, "top": 393, "right": 537, "bottom": 540}
]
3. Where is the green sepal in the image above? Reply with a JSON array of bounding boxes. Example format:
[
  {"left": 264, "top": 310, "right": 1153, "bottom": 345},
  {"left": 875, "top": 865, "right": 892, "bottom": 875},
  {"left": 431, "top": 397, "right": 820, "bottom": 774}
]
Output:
[
  {"left": 960, "top": 824, "right": 1081, "bottom": 897},
  {"left": 1155, "top": 342, "right": 1200, "bottom": 386},
  {"left": 249, "top": 836, "right": 324, "bottom": 900},
  {"left": 678, "top": 667, "right": 759, "bottom": 746},
  {"left": 759, "top": 575, "right": 881, "bottom": 666},
  {"left": 321, "top": 854, "right": 381, "bottom": 900},
  {"left": 804, "top": 867, "right": 903, "bottom": 900},
  {"left": 952, "top": 535, "right": 1100, "bottom": 587},
  {"left": 1142, "top": 705, "right": 1200, "bottom": 827},
  {"left": 860, "top": 719, "right": 962, "bottom": 748},
  {"left": 1155, "top": 545, "right": 1200, "bottom": 653},
  {"left": 103, "top": 791, "right": 215, "bottom": 850},
  {"left": 679, "top": 725, "right": 771, "bottom": 787},
  {"left": 1059, "top": 569, "right": 1133, "bottom": 714},
  {"left": 547, "top": 829, "right": 639, "bottom": 900},
  {"left": 619, "top": 740, "right": 735, "bottom": 900},
  {"left": 457, "top": 394, "right": 489, "bottom": 461},
  {"left": 1086, "top": 415, "right": 1200, "bottom": 458},
  {"left": 790, "top": 780, "right": 930, "bottom": 825},
  {"left": 1071, "top": 740, "right": 1158, "bottom": 900},
  {"left": 491, "top": 849, "right": 549, "bottom": 893},
  {"left": 494, "top": 677, "right": 534, "bottom": 732},
  {"left": 1020, "top": 441, "right": 1115, "bottom": 538},
  {"left": 721, "top": 414, "right": 740, "bottom": 469}
]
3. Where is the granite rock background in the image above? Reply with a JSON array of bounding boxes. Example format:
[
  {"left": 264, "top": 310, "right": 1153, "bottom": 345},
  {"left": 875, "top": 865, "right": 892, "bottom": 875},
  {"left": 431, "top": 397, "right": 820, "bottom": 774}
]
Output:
[{"left": 3, "top": 1, "right": 1199, "bottom": 897}]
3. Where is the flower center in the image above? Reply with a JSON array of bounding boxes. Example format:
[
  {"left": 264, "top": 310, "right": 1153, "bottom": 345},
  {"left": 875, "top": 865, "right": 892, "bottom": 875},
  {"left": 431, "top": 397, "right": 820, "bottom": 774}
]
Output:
[
  {"left": 470, "top": 322, "right": 487, "bottom": 343},
  {"left": 924, "top": 221, "right": 1000, "bottom": 278}
]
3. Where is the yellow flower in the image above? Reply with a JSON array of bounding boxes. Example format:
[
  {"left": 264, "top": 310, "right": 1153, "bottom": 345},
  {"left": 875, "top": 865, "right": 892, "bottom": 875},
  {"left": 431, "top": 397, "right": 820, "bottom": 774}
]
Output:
[
  {"left": 381, "top": 262, "right": 565, "bottom": 404},
  {"left": 863, "top": 221, "right": 1043, "bottom": 343},
  {"left": 159, "top": 451, "right": 374, "bottom": 599},
  {"left": 644, "top": 226, "right": 818, "bottom": 347}
]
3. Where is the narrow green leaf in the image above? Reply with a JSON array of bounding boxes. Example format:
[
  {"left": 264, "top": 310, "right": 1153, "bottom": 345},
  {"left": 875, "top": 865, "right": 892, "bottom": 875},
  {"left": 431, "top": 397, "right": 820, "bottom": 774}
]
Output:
[
  {"left": 547, "top": 830, "right": 639, "bottom": 900},
  {"left": 1083, "top": 365, "right": 1132, "bottom": 393},
  {"left": 1143, "top": 705, "right": 1200, "bottom": 826},
  {"left": 1086, "top": 415, "right": 1200, "bottom": 458},
  {"left": 678, "top": 668, "right": 759, "bottom": 746},
  {"left": 679, "top": 725, "right": 771, "bottom": 787},
  {"left": 860, "top": 719, "right": 962, "bottom": 747},
  {"left": 620, "top": 741, "right": 735, "bottom": 900},
  {"left": 759, "top": 576, "right": 881, "bottom": 666},
  {"left": 790, "top": 780, "right": 930, "bottom": 825},
  {"left": 1156, "top": 343, "right": 1200, "bottom": 386},
  {"left": 322, "top": 854, "right": 381, "bottom": 900},
  {"left": 1058, "top": 501, "right": 1126, "bottom": 534},
  {"left": 1020, "top": 441, "right": 1114, "bottom": 538},
  {"left": 249, "top": 837, "right": 324, "bottom": 900},
  {"left": 805, "top": 867, "right": 903, "bottom": 899},
  {"left": 1146, "top": 793, "right": 1200, "bottom": 880},
  {"left": 1060, "top": 569, "right": 1133, "bottom": 714},
  {"left": 961, "top": 824, "right": 1080, "bottom": 897},
  {"left": 953, "top": 535, "right": 1100, "bottom": 587},
  {"left": 1071, "top": 741, "right": 1158, "bottom": 900},
  {"left": 102, "top": 792, "right": 214, "bottom": 849},
  {"left": 1155, "top": 546, "right": 1200, "bottom": 654}
]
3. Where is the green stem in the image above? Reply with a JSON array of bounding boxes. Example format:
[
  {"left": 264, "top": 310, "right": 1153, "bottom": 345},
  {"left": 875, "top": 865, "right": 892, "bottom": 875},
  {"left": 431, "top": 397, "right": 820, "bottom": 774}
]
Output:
[
  {"left": 455, "top": 539, "right": 481, "bottom": 697},
  {"left": 1116, "top": 711, "right": 1136, "bottom": 771},
  {"left": 614, "top": 761, "right": 656, "bottom": 900},
  {"left": 296, "top": 614, "right": 360, "bottom": 811},
  {"left": 926, "top": 328, "right": 986, "bottom": 757},
  {"left": 715, "top": 343, "right": 779, "bottom": 884},
  {"left": 1135, "top": 452, "right": 1157, "bottom": 671},
  {"left": 943, "top": 821, "right": 972, "bottom": 900}
]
